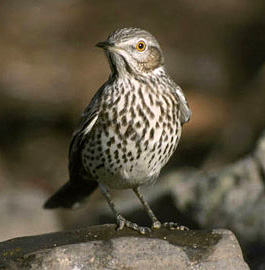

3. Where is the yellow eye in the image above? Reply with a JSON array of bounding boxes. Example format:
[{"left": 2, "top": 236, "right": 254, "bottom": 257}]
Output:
[{"left": 136, "top": 40, "right": 146, "bottom": 52}]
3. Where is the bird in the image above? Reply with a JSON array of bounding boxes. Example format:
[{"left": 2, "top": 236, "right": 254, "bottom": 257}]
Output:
[{"left": 44, "top": 27, "right": 191, "bottom": 234}]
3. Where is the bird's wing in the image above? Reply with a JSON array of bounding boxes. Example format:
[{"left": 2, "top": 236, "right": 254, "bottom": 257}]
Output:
[
  {"left": 175, "top": 85, "right": 192, "bottom": 124},
  {"left": 68, "top": 86, "right": 104, "bottom": 180}
]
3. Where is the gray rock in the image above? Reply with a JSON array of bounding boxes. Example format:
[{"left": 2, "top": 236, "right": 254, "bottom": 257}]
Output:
[
  {"left": 161, "top": 133, "right": 265, "bottom": 244},
  {"left": 255, "top": 130, "right": 265, "bottom": 174},
  {"left": 0, "top": 225, "right": 249, "bottom": 270}
]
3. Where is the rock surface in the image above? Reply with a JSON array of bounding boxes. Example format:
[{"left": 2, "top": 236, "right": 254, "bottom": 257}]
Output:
[{"left": 0, "top": 225, "right": 249, "bottom": 270}]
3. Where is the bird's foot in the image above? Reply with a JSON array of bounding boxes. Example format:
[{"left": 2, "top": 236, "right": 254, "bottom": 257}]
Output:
[
  {"left": 162, "top": 222, "right": 189, "bottom": 231},
  {"left": 116, "top": 214, "right": 151, "bottom": 235}
]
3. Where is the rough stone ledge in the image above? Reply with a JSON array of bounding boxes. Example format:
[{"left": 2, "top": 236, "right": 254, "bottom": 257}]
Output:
[{"left": 0, "top": 224, "right": 250, "bottom": 270}]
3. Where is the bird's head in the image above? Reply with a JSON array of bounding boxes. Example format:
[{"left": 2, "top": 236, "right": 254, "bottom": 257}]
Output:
[{"left": 96, "top": 28, "right": 165, "bottom": 76}]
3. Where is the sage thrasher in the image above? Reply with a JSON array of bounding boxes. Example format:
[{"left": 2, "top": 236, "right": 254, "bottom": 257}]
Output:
[{"left": 44, "top": 27, "right": 191, "bottom": 234}]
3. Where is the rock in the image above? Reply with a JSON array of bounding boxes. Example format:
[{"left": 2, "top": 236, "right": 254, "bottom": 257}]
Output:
[
  {"left": 255, "top": 130, "right": 265, "bottom": 174},
  {"left": 0, "top": 225, "right": 249, "bottom": 270},
  {"left": 161, "top": 133, "right": 265, "bottom": 245}
]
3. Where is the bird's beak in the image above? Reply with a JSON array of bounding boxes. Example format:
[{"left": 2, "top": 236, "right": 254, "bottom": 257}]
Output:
[
  {"left": 96, "top": 41, "right": 122, "bottom": 55},
  {"left": 96, "top": 41, "right": 115, "bottom": 50}
]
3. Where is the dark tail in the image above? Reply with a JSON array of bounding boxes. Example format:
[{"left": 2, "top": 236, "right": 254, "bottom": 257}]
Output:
[{"left": 43, "top": 180, "right": 98, "bottom": 209}]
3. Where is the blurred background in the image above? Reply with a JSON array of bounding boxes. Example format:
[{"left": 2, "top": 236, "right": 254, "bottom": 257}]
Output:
[{"left": 0, "top": 0, "right": 265, "bottom": 268}]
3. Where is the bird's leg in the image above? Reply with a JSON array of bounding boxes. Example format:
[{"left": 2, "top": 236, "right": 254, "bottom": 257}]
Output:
[
  {"left": 133, "top": 187, "right": 161, "bottom": 230},
  {"left": 99, "top": 184, "right": 151, "bottom": 234},
  {"left": 133, "top": 187, "right": 189, "bottom": 231}
]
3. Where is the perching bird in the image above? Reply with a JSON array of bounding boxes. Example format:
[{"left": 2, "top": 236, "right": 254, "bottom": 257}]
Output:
[{"left": 44, "top": 27, "right": 191, "bottom": 234}]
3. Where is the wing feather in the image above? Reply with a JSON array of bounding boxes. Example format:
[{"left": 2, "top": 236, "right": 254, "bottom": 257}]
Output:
[
  {"left": 175, "top": 85, "right": 192, "bottom": 124},
  {"left": 68, "top": 85, "right": 105, "bottom": 180}
]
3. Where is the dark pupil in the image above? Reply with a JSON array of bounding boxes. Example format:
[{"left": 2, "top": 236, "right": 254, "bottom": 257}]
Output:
[{"left": 138, "top": 43, "right": 144, "bottom": 49}]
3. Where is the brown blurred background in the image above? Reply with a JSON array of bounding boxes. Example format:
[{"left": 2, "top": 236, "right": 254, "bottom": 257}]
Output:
[{"left": 0, "top": 0, "right": 265, "bottom": 267}]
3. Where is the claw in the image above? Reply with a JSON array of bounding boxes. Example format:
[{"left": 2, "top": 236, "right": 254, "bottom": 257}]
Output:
[
  {"left": 131, "top": 222, "right": 139, "bottom": 231},
  {"left": 116, "top": 214, "right": 126, "bottom": 231},
  {"left": 115, "top": 215, "right": 151, "bottom": 234},
  {"left": 162, "top": 222, "right": 189, "bottom": 231},
  {"left": 139, "top": 226, "right": 151, "bottom": 234},
  {"left": 152, "top": 220, "right": 161, "bottom": 230}
]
